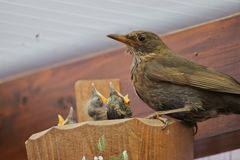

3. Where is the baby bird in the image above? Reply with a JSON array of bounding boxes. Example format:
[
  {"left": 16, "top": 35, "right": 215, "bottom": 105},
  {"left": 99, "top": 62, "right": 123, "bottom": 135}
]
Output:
[
  {"left": 58, "top": 107, "right": 76, "bottom": 126},
  {"left": 87, "top": 83, "right": 108, "bottom": 120},
  {"left": 107, "top": 82, "right": 132, "bottom": 119}
]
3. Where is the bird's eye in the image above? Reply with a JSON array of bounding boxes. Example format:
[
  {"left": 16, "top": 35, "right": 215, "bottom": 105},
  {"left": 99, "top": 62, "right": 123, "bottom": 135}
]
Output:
[{"left": 137, "top": 35, "right": 145, "bottom": 41}]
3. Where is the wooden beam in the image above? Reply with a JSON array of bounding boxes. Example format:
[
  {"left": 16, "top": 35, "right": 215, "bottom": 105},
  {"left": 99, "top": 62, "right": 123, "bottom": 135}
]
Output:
[
  {"left": 194, "top": 129, "right": 240, "bottom": 158},
  {"left": 0, "top": 13, "right": 239, "bottom": 159}
]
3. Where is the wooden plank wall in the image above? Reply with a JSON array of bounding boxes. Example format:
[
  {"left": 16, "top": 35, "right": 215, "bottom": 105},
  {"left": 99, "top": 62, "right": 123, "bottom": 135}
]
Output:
[{"left": 0, "top": 13, "right": 239, "bottom": 160}]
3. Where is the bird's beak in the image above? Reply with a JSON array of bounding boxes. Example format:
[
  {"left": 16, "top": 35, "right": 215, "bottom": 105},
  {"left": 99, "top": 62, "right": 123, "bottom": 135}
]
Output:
[
  {"left": 91, "top": 83, "right": 108, "bottom": 104},
  {"left": 99, "top": 94, "right": 108, "bottom": 104},
  {"left": 107, "top": 34, "right": 135, "bottom": 46},
  {"left": 123, "top": 94, "right": 130, "bottom": 105},
  {"left": 58, "top": 114, "right": 65, "bottom": 127},
  {"left": 109, "top": 82, "right": 130, "bottom": 105},
  {"left": 109, "top": 82, "right": 116, "bottom": 93}
]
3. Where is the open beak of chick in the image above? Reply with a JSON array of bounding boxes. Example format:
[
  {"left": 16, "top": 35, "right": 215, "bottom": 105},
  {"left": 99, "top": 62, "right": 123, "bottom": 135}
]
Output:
[
  {"left": 99, "top": 93, "right": 108, "bottom": 104},
  {"left": 58, "top": 114, "right": 65, "bottom": 127},
  {"left": 91, "top": 83, "right": 108, "bottom": 104},
  {"left": 122, "top": 94, "right": 130, "bottom": 105},
  {"left": 109, "top": 82, "right": 130, "bottom": 105}
]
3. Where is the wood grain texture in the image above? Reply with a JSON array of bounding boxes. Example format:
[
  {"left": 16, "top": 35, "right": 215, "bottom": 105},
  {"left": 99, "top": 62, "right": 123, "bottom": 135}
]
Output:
[
  {"left": 75, "top": 79, "right": 120, "bottom": 121},
  {"left": 0, "top": 13, "right": 239, "bottom": 159},
  {"left": 25, "top": 118, "right": 193, "bottom": 160}
]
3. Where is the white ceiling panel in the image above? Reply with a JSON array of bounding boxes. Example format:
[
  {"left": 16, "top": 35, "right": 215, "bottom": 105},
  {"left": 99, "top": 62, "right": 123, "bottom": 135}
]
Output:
[{"left": 0, "top": 0, "right": 239, "bottom": 79}]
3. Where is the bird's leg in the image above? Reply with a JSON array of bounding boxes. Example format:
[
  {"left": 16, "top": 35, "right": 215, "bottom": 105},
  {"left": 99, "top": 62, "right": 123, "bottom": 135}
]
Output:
[
  {"left": 146, "top": 105, "right": 192, "bottom": 119},
  {"left": 146, "top": 112, "right": 170, "bottom": 130},
  {"left": 146, "top": 105, "right": 192, "bottom": 130}
]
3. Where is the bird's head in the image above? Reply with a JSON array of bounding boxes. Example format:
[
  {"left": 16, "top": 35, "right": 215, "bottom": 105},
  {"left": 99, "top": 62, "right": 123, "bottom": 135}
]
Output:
[
  {"left": 90, "top": 83, "right": 108, "bottom": 106},
  {"left": 107, "top": 31, "right": 166, "bottom": 56},
  {"left": 108, "top": 82, "right": 130, "bottom": 105}
]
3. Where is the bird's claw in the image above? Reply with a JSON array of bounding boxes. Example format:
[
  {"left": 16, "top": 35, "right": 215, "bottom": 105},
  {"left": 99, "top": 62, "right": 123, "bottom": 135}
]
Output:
[
  {"left": 158, "top": 116, "right": 169, "bottom": 130},
  {"left": 146, "top": 112, "right": 170, "bottom": 130}
]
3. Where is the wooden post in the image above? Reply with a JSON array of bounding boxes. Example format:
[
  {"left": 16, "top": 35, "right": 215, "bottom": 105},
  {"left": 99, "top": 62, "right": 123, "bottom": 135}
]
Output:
[
  {"left": 25, "top": 118, "right": 193, "bottom": 160},
  {"left": 74, "top": 79, "right": 120, "bottom": 122},
  {"left": 26, "top": 79, "right": 193, "bottom": 159}
]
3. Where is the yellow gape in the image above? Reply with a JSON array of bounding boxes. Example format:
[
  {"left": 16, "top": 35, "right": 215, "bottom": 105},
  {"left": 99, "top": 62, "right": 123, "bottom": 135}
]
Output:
[
  {"left": 57, "top": 114, "right": 65, "bottom": 127},
  {"left": 123, "top": 94, "right": 130, "bottom": 105},
  {"left": 97, "top": 91, "right": 108, "bottom": 104}
]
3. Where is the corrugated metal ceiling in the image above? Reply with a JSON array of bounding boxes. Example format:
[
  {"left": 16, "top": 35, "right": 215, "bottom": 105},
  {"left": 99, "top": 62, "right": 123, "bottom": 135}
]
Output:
[{"left": 0, "top": 0, "right": 239, "bottom": 79}]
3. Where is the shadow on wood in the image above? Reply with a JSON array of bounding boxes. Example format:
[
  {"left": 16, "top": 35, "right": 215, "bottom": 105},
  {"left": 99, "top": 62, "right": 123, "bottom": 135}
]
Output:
[{"left": 25, "top": 118, "right": 194, "bottom": 160}]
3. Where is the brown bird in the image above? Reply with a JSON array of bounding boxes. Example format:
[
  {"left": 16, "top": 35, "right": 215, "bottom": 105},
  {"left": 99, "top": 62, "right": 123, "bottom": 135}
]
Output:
[
  {"left": 87, "top": 83, "right": 108, "bottom": 121},
  {"left": 107, "top": 82, "right": 132, "bottom": 119},
  {"left": 107, "top": 31, "right": 240, "bottom": 129}
]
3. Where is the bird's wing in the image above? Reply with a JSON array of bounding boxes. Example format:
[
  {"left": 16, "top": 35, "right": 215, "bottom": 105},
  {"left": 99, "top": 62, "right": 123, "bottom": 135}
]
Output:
[{"left": 145, "top": 56, "right": 240, "bottom": 94}]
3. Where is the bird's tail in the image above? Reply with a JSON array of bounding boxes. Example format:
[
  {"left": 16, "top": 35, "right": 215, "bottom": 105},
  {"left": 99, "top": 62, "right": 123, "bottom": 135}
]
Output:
[{"left": 223, "top": 94, "right": 240, "bottom": 114}]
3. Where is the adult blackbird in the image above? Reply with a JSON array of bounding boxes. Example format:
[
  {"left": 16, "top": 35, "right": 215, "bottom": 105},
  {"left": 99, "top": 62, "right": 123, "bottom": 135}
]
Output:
[
  {"left": 107, "top": 82, "right": 132, "bottom": 119},
  {"left": 107, "top": 31, "right": 240, "bottom": 127},
  {"left": 87, "top": 83, "right": 108, "bottom": 121}
]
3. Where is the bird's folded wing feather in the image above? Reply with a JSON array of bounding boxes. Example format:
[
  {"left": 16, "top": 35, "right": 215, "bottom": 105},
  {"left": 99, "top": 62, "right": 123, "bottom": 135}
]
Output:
[{"left": 145, "top": 58, "right": 240, "bottom": 94}]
